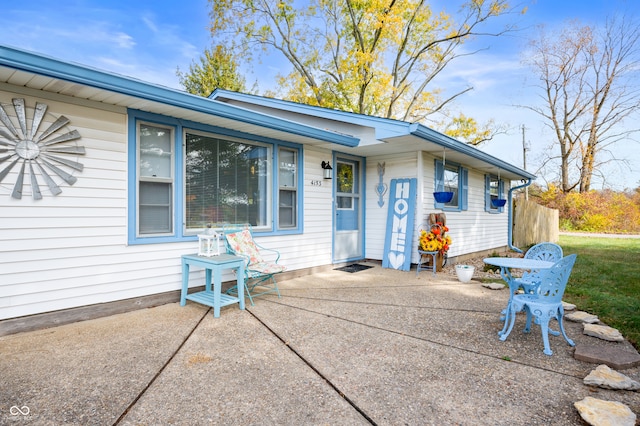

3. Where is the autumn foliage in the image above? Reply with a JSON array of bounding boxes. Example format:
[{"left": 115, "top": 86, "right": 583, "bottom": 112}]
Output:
[{"left": 530, "top": 184, "right": 640, "bottom": 234}]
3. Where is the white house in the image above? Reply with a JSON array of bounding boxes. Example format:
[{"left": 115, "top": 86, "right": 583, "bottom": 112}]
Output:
[{"left": 0, "top": 45, "right": 535, "bottom": 334}]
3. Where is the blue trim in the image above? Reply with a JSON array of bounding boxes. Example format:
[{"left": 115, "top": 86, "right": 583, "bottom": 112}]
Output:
[
  {"left": 127, "top": 114, "right": 138, "bottom": 244},
  {"left": 484, "top": 174, "right": 505, "bottom": 214},
  {"left": 361, "top": 156, "right": 367, "bottom": 258},
  {"left": 211, "top": 89, "right": 408, "bottom": 139},
  {"left": 409, "top": 123, "right": 536, "bottom": 180},
  {"left": 461, "top": 168, "right": 468, "bottom": 211},
  {"left": 434, "top": 159, "right": 445, "bottom": 209},
  {"left": 127, "top": 109, "right": 306, "bottom": 244},
  {"left": 275, "top": 144, "right": 304, "bottom": 234},
  {"left": 0, "top": 45, "right": 359, "bottom": 148},
  {"left": 331, "top": 152, "right": 366, "bottom": 263},
  {"left": 382, "top": 178, "right": 417, "bottom": 271},
  {"left": 484, "top": 175, "right": 492, "bottom": 212},
  {"left": 434, "top": 159, "right": 467, "bottom": 212},
  {"left": 127, "top": 112, "right": 183, "bottom": 245},
  {"left": 210, "top": 90, "right": 536, "bottom": 180},
  {"left": 331, "top": 152, "right": 336, "bottom": 262}
]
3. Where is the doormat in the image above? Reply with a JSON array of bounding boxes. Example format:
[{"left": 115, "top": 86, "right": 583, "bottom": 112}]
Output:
[{"left": 334, "top": 264, "right": 373, "bottom": 273}]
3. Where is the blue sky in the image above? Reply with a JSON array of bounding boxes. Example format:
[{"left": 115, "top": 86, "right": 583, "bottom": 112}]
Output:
[{"left": 1, "top": 0, "right": 638, "bottom": 190}]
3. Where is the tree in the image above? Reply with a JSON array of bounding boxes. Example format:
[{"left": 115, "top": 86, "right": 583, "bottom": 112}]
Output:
[
  {"left": 207, "top": 0, "right": 523, "bottom": 142},
  {"left": 442, "top": 114, "right": 508, "bottom": 146},
  {"left": 524, "top": 16, "right": 640, "bottom": 193},
  {"left": 177, "top": 45, "right": 246, "bottom": 96}
]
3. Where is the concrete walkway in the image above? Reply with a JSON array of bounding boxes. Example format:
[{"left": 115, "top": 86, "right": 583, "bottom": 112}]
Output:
[{"left": 2, "top": 264, "right": 639, "bottom": 425}]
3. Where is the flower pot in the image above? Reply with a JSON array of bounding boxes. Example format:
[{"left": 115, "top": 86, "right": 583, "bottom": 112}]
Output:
[
  {"left": 491, "top": 199, "right": 507, "bottom": 207},
  {"left": 455, "top": 265, "right": 475, "bottom": 283},
  {"left": 433, "top": 191, "right": 454, "bottom": 203}
]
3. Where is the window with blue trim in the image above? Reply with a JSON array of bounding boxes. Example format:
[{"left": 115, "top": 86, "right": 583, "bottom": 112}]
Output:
[
  {"left": 185, "top": 130, "right": 271, "bottom": 230},
  {"left": 138, "top": 123, "right": 175, "bottom": 235},
  {"left": 434, "top": 159, "right": 468, "bottom": 210},
  {"left": 131, "top": 110, "right": 302, "bottom": 242},
  {"left": 485, "top": 174, "right": 505, "bottom": 213},
  {"left": 278, "top": 147, "right": 297, "bottom": 229}
]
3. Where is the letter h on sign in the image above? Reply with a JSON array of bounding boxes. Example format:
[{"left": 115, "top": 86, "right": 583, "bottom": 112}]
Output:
[{"left": 382, "top": 178, "right": 417, "bottom": 271}]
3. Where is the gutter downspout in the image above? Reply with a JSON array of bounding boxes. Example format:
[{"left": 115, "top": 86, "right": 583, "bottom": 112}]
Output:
[{"left": 508, "top": 178, "right": 533, "bottom": 253}]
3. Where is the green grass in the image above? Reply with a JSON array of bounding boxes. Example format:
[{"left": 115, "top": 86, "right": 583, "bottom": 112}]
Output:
[{"left": 559, "top": 235, "right": 640, "bottom": 350}]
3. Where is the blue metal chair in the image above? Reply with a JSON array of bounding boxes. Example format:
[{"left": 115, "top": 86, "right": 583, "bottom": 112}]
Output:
[
  {"left": 514, "top": 242, "right": 563, "bottom": 294},
  {"left": 500, "top": 254, "right": 577, "bottom": 356},
  {"left": 222, "top": 224, "right": 285, "bottom": 305}
]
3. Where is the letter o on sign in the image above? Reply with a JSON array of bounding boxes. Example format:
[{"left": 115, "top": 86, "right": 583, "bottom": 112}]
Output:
[{"left": 394, "top": 199, "right": 408, "bottom": 215}]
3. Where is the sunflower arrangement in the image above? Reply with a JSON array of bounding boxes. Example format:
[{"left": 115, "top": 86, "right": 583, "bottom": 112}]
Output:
[{"left": 419, "top": 222, "right": 451, "bottom": 254}]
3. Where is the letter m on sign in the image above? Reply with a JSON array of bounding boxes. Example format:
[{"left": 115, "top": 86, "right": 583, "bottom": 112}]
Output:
[{"left": 382, "top": 178, "right": 417, "bottom": 271}]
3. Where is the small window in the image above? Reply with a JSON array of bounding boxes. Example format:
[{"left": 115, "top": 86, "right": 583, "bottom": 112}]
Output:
[
  {"left": 336, "top": 161, "right": 355, "bottom": 209},
  {"left": 138, "top": 123, "right": 174, "bottom": 235},
  {"left": 443, "top": 166, "right": 459, "bottom": 208},
  {"left": 434, "top": 159, "right": 467, "bottom": 211},
  {"left": 278, "top": 147, "right": 297, "bottom": 229},
  {"left": 485, "top": 175, "right": 505, "bottom": 213}
]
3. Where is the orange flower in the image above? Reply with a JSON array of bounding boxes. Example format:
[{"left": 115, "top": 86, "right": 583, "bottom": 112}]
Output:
[{"left": 418, "top": 224, "right": 452, "bottom": 254}]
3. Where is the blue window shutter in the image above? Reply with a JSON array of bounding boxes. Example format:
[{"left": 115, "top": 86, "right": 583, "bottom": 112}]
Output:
[
  {"left": 484, "top": 174, "right": 491, "bottom": 212},
  {"left": 461, "top": 168, "right": 468, "bottom": 210},
  {"left": 499, "top": 179, "right": 505, "bottom": 213},
  {"left": 434, "top": 159, "right": 444, "bottom": 208}
]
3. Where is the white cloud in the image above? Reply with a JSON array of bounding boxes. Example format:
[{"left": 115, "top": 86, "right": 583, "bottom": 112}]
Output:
[{"left": 113, "top": 32, "right": 136, "bottom": 50}]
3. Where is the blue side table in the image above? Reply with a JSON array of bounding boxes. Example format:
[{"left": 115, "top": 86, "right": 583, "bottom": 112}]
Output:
[{"left": 181, "top": 254, "right": 245, "bottom": 317}]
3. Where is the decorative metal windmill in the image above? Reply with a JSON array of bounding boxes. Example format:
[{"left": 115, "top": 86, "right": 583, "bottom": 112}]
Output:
[{"left": 0, "top": 98, "right": 85, "bottom": 199}]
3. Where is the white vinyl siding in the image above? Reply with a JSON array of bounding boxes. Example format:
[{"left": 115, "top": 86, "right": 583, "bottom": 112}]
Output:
[
  {"left": 0, "top": 91, "right": 334, "bottom": 320},
  {"left": 0, "top": 86, "right": 515, "bottom": 323}
]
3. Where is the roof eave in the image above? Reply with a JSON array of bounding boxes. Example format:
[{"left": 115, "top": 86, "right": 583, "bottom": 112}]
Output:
[
  {"left": 409, "top": 123, "right": 536, "bottom": 181},
  {"left": 0, "top": 45, "right": 359, "bottom": 148}
]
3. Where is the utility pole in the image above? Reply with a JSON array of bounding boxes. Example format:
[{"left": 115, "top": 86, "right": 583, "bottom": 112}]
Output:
[{"left": 522, "top": 125, "right": 528, "bottom": 200}]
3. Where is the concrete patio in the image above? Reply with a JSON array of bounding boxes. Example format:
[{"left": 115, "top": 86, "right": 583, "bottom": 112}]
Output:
[{"left": 2, "top": 263, "right": 639, "bottom": 425}]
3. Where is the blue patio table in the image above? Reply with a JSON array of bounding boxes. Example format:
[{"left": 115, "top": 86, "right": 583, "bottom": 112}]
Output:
[
  {"left": 483, "top": 257, "right": 554, "bottom": 338},
  {"left": 181, "top": 253, "right": 245, "bottom": 318}
]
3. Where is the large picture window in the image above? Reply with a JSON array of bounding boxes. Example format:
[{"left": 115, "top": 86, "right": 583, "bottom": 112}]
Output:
[
  {"left": 185, "top": 131, "right": 270, "bottom": 231},
  {"left": 130, "top": 110, "right": 304, "bottom": 243}
]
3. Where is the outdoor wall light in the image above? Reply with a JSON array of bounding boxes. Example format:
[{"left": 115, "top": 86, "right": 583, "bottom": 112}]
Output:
[{"left": 321, "top": 160, "right": 333, "bottom": 179}]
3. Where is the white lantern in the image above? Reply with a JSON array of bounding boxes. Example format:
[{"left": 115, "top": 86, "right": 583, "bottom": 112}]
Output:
[{"left": 197, "top": 232, "right": 220, "bottom": 257}]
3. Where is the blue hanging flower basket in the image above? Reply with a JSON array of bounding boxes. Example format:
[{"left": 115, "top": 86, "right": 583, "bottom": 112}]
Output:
[
  {"left": 433, "top": 191, "right": 454, "bottom": 203},
  {"left": 491, "top": 199, "right": 507, "bottom": 207}
]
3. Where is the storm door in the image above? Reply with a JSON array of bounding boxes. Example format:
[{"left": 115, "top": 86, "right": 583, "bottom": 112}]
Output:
[{"left": 333, "top": 157, "right": 363, "bottom": 262}]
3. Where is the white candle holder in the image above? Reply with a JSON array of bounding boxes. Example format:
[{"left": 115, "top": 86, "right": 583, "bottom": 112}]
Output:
[{"left": 197, "top": 232, "right": 220, "bottom": 257}]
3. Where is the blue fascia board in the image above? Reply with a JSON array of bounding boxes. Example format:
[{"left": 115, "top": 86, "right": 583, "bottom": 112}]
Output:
[
  {"left": 211, "top": 88, "right": 408, "bottom": 138},
  {"left": 0, "top": 45, "right": 359, "bottom": 148},
  {"left": 409, "top": 123, "right": 537, "bottom": 180}
]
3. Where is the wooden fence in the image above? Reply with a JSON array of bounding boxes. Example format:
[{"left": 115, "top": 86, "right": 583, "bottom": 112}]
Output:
[{"left": 513, "top": 197, "right": 559, "bottom": 248}]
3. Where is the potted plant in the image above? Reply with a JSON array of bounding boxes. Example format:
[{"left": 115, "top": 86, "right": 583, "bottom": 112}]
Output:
[
  {"left": 433, "top": 191, "right": 454, "bottom": 203},
  {"left": 434, "top": 149, "right": 454, "bottom": 204},
  {"left": 491, "top": 198, "right": 507, "bottom": 208},
  {"left": 455, "top": 265, "right": 475, "bottom": 283},
  {"left": 418, "top": 223, "right": 452, "bottom": 271}
]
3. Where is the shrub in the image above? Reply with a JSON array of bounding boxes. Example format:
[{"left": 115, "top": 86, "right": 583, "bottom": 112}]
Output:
[{"left": 531, "top": 186, "right": 640, "bottom": 234}]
